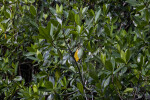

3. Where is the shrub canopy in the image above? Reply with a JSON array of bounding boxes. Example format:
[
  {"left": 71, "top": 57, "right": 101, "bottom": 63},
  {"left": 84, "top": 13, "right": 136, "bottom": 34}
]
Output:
[{"left": 0, "top": 0, "right": 150, "bottom": 99}]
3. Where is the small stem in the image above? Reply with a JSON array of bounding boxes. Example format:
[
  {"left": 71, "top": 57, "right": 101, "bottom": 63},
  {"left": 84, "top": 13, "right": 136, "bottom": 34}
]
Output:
[
  {"left": 62, "top": 32, "right": 84, "bottom": 86},
  {"left": 62, "top": 31, "right": 90, "bottom": 100}
]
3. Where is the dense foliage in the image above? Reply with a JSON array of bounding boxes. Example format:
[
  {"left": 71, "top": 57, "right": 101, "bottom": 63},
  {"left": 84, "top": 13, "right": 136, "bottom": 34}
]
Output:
[{"left": 0, "top": 0, "right": 150, "bottom": 99}]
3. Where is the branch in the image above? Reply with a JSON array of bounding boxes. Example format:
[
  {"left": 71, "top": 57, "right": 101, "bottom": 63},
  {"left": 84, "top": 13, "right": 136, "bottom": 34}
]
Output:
[{"left": 62, "top": 31, "right": 84, "bottom": 87}]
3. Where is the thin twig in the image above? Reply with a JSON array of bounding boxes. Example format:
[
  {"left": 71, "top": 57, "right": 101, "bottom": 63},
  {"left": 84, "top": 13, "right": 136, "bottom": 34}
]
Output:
[{"left": 62, "top": 31, "right": 84, "bottom": 87}]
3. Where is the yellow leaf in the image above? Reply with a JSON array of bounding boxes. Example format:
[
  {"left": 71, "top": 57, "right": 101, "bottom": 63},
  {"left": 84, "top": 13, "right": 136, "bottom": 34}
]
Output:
[
  {"left": 74, "top": 49, "right": 79, "bottom": 62},
  {"left": 5, "top": 34, "right": 6, "bottom": 39}
]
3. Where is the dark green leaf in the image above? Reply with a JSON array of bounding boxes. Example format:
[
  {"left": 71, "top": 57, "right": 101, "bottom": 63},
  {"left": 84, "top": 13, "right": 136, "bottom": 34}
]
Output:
[
  {"left": 30, "top": 5, "right": 36, "bottom": 16},
  {"left": 77, "top": 82, "right": 84, "bottom": 94},
  {"left": 125, "top": 49, "right": 131, "bottom": 63},
  {"left": 105, "top": 60, "right": 113, "bottom": 71},
  {"left": 104, "top": 76, "right": 110, "bottom": 88},
  {"left": 115, "top": 58, "right": 125, "bottom": 63}
]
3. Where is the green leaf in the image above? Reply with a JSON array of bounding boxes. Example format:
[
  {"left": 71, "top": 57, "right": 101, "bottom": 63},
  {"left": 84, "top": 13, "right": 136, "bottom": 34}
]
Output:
[
  {"left": 125, "top": 49, "right": 131, "bottom": 63},
  {"left": 137, "top": 53, "right": 144, "bottom": 67},
  {"left": 112, "top": 16, "right": 118, "bottom": 24},
  {"left": 116, "top": 44, "right": 120, "bottom": 52},
  {"left": 56, "top": 4, "right": 59, "bottom": 14},
  {"left": 61, "top": 77, "right": 67, "bottom": 88},
  {"left": 45, "top": 81, "right": 53, "bottom": 89},
  {"left": 30, "top": 5, "right": 36, "bottom": 16},
  {"left": 115, "top": 58, "right": 125, "bottom": 63},
  {"left": 130, "top": 64, "right": 138, "bottom": 68},
  {"left": 56, "top": 17, "right": 62, "bottom": 25},
  {"left": 110, "top": 24, "right": 113, "bottom": 37},
  {"left": 51, "top": 19, "right": 59, "bottom": 27},
  {"left": 68, "top": 11, "right": 75, "bottom": 21},
  {"left": 59, "top": 4, "right": 63, "bottom": 14},
  {"left": 27, "top": 56, "right": 38, "bottom": 61},
  {"left": 3, "top": 57, "right": 8, "bottom": 63},
  {"left": 57, "top": 49, "right": 63, "bottom": 59},
  {"left": 121, "top": 30, "right": 127, "bottom": 37},
  {"left": 103, "top": 4, "right": 107, "bottom": 15},
  {"left": 126, "top": 0, "right": 138, "bottom": 6},
  {"left": 70, "top": 31, "right": 78, "bottom": 40},
  {"left": 114, "top": 77, "right": 122, "bottom": 89},
  {"left": 82, "top": 7, "right": 88, "bottom": 15},
  {"left": 136, "top": 5, "right": 145, "bottom": 12},
  {"left": 39, "top": 26, "right": 52, "bottom": 42},
  {"left": 12, "top": 62, "right": 19, "bottom": 75},
  {"left": 37, "top": 50, "right": 43, "bottom": 61},
  {"left": 77, "top": 25, "right": 81, "bottom": 34},
  {"left": 36, "top": 71, "right": 47, "bottom": 79},
  {"left": 77, "top": 82, "right": 84, "bottom": 94},
  {"left": 14, "top": 76, "right": 22, "bottom": 81},
  {"left": 113, "top": 66, "right": 123, "bottom": 74},
  {"left": 120, "top": 50, "right": 126, "bottom": 63},
  {"left": 95, "top": 9, "right": 101, "bottom": 23},
  {"left": 4, "top": 9, "right": 11, "bottom": 18},
  {"left": 120, "top": 67, "right": 127, "bottom": 75},
  {"left": 104, "top": 25, "right": 110, "bottom": 36},
  {"left": 0, "top": 23, "right": 5, "bottom": 32},
  {"left": 50, "top": 50, "right": 58, "bottom": 56},
  {"left": 77, "top": 47, "right": 83, "bottom": 59},
  {"left": 39, "top": 26, "right": 47, "bottom": 38},
  {"left": 87, "top": 41, "right": 91, "bottom": 50},
  {"left": 46, "top": 21, "right": 51, "bottom": 36},
  {"left": 142, "top": 67, "right": 146, "bottom": 75},
  {"left": 100, "top": 53, "right": 106, "bottom": 65},
  {"left": 55, "top": 70, "right": 60, "bottom": 81},
  {"left": 25, "top": 52, "right": 36, "bottom": 56},
  {"left": 33, "top": 84, "right": 38, "bottom": 93},
  {"left": 89, "top": 70, "right": 99, "bottom": 81},
  {"left": 29, "top": 19, "right": 38, "bottom": 29},
  {"left": 38, "top": 87, "right": 51, "bottom": 92},
  {"left": 104, "top": 76, "right": 110, "bottom": 88},
  {"left": 27, "top": 47, "right": 35, "bottom": 52},
  {"left": 69, "top": 66, "right": 76, "bottom": 73},
  {"left": 7, "top": 9, "right": 12, "bottom": 18},
  {"left": 56, "top": 4, "right": 63, "bottom": 14},
  {"left": 75, "top": 14, "right": 80, "bottom": 25},
  {"left": 145, "top": 9, "right": 149, "bottom": 22},
  {"left": 89, "top": 9, "right": 95, "bottom": 16},
  {"left": 50, "top": 24, "right": 54, "bottom": 37},
  {"left": 105, "top": 60, "right": 113, "bottom": 71},
  {"left": 124, "top": 88, "right": 134, "bottom": 93}
]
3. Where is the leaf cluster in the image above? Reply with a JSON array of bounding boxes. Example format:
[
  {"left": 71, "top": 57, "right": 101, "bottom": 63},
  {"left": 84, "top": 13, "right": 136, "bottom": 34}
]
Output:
[{"left": 0, "top": 0, "right": 150, "bottom": 99}]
